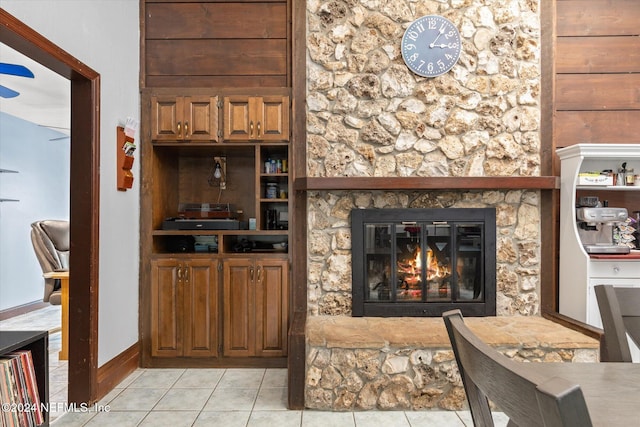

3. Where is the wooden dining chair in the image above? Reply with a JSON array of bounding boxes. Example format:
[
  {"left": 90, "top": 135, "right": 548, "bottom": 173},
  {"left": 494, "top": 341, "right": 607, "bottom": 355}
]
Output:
[
  {"left": 443, "top": 309, "right": 593, "bottom": 427},
  {"left": 594, "top": 285, "right": 640, "bottom": 362}
]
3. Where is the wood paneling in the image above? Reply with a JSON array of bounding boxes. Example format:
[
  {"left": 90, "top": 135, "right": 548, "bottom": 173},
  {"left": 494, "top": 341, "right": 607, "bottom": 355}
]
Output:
[
  {"left": 556, "top": 74, "right": 640, "bottom": 110},
  {"left": 556, "top": 37, "right": 640, "bottom": 74},
  {"left": 142, "top": 1, "right": 290, "bottom": 87},
  {"left": 145, "top": 3, "right": 287, "bottom": 39},
  {"left": 557, "top": 0, "right": 640, "bottom": 36},
  {"left": 146, "top": 40, "right": 287, "bottom": 76},
  {"left": 555, "top": 111, "right": 640, "bottom": 147}
]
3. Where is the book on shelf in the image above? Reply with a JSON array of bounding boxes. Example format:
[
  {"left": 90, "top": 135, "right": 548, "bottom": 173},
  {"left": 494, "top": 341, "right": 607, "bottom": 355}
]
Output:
[{"left": 0, "top": 350, "right": 44, "bottom": 427}]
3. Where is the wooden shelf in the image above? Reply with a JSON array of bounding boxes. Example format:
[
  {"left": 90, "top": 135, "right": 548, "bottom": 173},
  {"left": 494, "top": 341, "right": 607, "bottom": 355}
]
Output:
[
  {"left": 294, "top": 176, "right": 560, "bottom": 191},
  {"left": 153, "top": 229, "right": 288, "bottom": 236}
]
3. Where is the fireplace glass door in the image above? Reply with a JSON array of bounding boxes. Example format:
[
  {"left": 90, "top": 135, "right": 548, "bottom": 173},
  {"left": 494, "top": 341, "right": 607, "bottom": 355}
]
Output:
[
  {"left": 352, "top": 208, "right": 495, "bottom": 317},
  {"left": 365, "top": 221, "right": 483, "bottom": 304}
]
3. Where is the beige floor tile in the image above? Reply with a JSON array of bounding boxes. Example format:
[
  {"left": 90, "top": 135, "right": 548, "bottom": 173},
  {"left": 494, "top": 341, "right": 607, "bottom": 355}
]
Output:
[
  {"left": 107, "top": 387, "right": 167, "bottom": 411},
  {"left": 301, "top": 411, "right": 356, "bottom": 427},
  {"left": 203, "top": 387, "right": 259, "bottom": 411},
  {"left": 353, "top": 411, "right": 411, "bottom": 427},
  {"left": 193, "top": 410, "right": 251, "bottom": 427},
  {"left": 154, "top": 388, "right": 214, "bottom": 411},
  {"left": 261, "top": 368, "right": 288, "bottom": 388},
  {"left": 253, "top": 386, "right": 287, "bottom": 410},
  {"left": 173, "top": 368, "right": 225, "bottom": 388},
  {"left": 82, "top": 410, "right": 147, "bottom": 427},
  {"left": 404, "top": 410, "right": 466, "bottom": 427},
  {"left": 138, "top": 410, "right": 200, "bottom": 427},
  {"left": 217, "top": 368, "right": 265, "bottom": 389},
  {"left": 127, "top": 368, "right": 184, "bottom": 388},
  {"left": 247, "top": 410, "right": 303, "bottom": 427}
]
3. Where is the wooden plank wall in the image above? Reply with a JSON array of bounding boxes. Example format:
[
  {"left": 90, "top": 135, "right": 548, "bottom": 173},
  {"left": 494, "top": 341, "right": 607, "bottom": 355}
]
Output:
[
  {"left": 142, "top": 0, "right": 289, "bottom": 88},
  {"left": 555, "top": 0, "right": 640, "bottom": 148}
]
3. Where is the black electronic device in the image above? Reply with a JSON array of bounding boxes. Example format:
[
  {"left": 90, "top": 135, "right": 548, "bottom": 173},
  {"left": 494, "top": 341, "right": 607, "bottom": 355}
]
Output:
[{"left": 162, "top": 218, "right": 244, "bottom": 230}]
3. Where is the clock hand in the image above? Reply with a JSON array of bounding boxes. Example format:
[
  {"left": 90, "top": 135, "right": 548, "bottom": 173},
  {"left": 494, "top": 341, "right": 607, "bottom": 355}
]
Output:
[{"left": 429, "top": 25, "right": 446, "bottom": 48}]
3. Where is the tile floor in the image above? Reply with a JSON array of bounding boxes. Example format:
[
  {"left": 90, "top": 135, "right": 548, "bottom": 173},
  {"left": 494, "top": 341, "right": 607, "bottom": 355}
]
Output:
[{"left": 1, "top": 306, "right": 509, "bottom": 426}]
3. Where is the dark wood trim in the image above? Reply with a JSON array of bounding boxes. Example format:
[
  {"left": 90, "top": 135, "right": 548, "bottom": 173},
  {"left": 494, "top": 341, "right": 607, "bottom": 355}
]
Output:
[
  {"left": 295, "top": 176, "right": 560, "bottom": 191},
  {"left": 540, "top": 0, "right": 558, "bottom": 314},
  {"left": 96, "top": 341, "right": 140, "bottom": 401},
  {"left": 0, "top": 301, "right": 50, "bottom": 321},
  {"left": 542, "top": 311, "right": 602, "bottom": 341},
  {"left": 289, "top": 0, "right": 308, "bottom": 410},
  {"left": 143, "top": 357, "right": 287, "bottom": 368},
  {"left": 287, "top": 311, "right": 306, "bottom": 409},
  {"left": 1, "top": 9, "right": 100, "bottom": 405}
]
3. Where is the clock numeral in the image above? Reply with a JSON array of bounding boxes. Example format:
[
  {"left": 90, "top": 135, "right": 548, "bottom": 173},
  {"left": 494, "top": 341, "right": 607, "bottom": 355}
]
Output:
[
  {"left": 404, "top": 43, "right": 416, "bottom": 51},
  {"left": 410, "top": 53, "right": 419, "bottom": 62},
  {"left": 427, "top": 62, "right": 434, "bottom": 73},
  {"left": 415, "top": 22, "right": 425, "bottom": 33},
  {"left": 407, "top": 31, "right": 419, "bottom": 42},
  {"left": 446, "top": 30, "right": 455, "bottom": 38},
  {"left": 445, "top": 53, "right": 454, "bottom": 60},
  {"left": 419, "top": 60, "right": 425, "bottom": 69},
  {"left": 428, "top": 19, "right": 437, "bottom": 30},
  {"left": 437, "top": 59, "right": 445, "bottom": 70}
]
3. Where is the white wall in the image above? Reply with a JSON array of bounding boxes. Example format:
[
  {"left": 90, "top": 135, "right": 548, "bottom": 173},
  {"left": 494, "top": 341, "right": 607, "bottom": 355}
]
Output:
[
  {"left": 0, "top": 113, "right": 70, "bottom": 310},
  {"left": 0, "top": 1, "right": 141, "bottom": 366}
]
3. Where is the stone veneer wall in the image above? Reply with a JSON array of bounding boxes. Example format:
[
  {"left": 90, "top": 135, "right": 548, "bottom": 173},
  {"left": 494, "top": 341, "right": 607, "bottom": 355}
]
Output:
[
  {"left": 308, "top": 190, "right": 541, "bottom": 316},
  {"left": 306, "top": 0, "right": 542, "bottom": 314}
]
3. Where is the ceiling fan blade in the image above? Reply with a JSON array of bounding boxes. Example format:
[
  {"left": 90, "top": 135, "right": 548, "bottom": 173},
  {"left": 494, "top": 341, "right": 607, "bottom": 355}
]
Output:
[
  {"left": 0, "top": 63, "right": 35, "bottom": 78},
  {"left": 0, "top": 84, "right": 19, "bottom": 98}
]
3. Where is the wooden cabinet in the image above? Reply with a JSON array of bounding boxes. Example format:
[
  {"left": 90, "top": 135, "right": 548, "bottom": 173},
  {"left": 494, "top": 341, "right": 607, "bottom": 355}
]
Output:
[
  {"left": 141, "top": 88, "right": 290, "bottom": 366},
  {"left": 151, "top": 258, "right": 219, "bottom": 357},
  {"left": 151, "top": 95, "right": 219, "bottom": 142},
  {"left": 223, "top": 257, "right": 289, "bottom": 357},
  {"left": 223, "top": 95, "right": 289, "bottom": 141}
]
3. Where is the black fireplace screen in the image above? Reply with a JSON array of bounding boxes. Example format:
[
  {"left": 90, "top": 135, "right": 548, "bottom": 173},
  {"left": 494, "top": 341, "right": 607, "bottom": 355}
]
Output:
[{"left": 351, "top": 208, "right": 496, "bottom": 317}]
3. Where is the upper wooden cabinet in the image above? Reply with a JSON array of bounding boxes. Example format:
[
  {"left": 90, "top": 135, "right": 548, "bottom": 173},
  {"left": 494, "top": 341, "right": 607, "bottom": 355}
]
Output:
[
  {"left": 151, "top": 95, "right": 219, "bottom": 142},
  {"left": 223, "top": 95, "right": 290, "bottom": 142}
]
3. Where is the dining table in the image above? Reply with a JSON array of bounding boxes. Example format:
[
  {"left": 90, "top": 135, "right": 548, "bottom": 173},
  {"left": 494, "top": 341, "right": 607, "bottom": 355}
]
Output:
[{"left": 533, "top": 362, "right": 640, "bottom": 426}]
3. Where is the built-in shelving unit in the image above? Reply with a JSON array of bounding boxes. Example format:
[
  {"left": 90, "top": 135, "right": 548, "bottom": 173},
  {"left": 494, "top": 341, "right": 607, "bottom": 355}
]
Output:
[{"left": 557, "top": 144, "right": 640, "bottom": 331}]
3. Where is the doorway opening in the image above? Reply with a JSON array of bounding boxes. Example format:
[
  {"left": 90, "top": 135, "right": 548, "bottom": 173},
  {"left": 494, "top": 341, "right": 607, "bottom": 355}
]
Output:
[{"left": 0, "top": 9, "right": 100, "bottom": 404}]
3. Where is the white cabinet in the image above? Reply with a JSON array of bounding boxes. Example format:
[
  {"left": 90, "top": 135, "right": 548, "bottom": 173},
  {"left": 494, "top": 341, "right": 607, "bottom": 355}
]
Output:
[{"left": 557, "top": 144, "right": 640, "bottom": 327}]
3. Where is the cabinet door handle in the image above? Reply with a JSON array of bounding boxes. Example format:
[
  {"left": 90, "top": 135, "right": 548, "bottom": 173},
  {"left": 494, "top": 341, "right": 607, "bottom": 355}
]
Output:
[
  {"left": 177, "top": 121, "right": 182, "bottom": 137},
  {"left": 257, "top": 266, "right": 262, "bottom": 284},
  {"left": 257, "top": 121, "right": 261, "bottom": 138},
  {"left": 250, "top": 120, "right": 254, "bottom": 138},
  {"left": 184, "top": 121, "right": 189, "bottom": 138},
  {"left": 177, "top": 266, "right": 183, "bottom": 281},
  {"left": 249, "top": 266, "right": 254, "bottom": 282}
]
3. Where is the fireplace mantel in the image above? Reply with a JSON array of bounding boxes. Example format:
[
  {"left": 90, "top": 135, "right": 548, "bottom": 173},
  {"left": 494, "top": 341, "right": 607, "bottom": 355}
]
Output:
[{"left": 294, "top": 176, "right": 559, "bottom": 191}]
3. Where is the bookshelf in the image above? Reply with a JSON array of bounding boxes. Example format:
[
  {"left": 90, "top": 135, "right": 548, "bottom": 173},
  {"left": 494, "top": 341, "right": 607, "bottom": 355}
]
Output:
[{"left": 0, "top": 330, "right": 49, "bottom": 426}]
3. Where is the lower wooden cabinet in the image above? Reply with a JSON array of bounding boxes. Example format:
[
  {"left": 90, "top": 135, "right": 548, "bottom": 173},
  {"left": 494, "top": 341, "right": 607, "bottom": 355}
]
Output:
[
  {"left": 223, "top": 257, "right": 289, "bottom": 357},
  {"left": 151, "top": 258, "right": 219, "bottom": 357},
  {"left": 150, "top": 255, "right": 288, "bottom": 361}
]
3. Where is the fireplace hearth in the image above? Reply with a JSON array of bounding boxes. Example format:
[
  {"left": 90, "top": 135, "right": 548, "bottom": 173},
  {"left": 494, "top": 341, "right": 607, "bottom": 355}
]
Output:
[{"left": 351, "top": 208, "right": 496, "bottom": 317}]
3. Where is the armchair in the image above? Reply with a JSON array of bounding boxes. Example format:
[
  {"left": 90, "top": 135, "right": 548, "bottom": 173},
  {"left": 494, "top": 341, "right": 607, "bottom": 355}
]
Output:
[{"left": 30, "top": 220, "right": 69, "bottom": 305}]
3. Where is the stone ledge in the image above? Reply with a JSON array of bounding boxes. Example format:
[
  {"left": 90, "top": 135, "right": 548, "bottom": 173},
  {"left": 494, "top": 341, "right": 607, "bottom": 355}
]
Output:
[
  {"left": 305, "top": 315, "right": 600, "bottom": 411},
  {"left": 307, "top": 315, "right": 599, "bottom": 350}
]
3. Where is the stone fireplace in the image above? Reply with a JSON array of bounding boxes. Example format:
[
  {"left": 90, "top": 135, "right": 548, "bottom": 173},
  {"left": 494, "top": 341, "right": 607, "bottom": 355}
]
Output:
[{"left": 351, "top": 208, "right": 496, "bottom": 317}]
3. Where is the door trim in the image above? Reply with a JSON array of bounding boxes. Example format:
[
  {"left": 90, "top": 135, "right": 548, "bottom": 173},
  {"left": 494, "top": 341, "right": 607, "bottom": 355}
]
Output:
[{"left": 0, "top": 9, "right": 100, "bottom": 404}]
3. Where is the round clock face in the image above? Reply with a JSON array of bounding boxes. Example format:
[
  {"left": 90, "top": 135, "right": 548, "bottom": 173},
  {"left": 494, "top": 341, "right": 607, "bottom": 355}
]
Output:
[{"left": 401, "top": 15, "right": 462, "bottom": 77}]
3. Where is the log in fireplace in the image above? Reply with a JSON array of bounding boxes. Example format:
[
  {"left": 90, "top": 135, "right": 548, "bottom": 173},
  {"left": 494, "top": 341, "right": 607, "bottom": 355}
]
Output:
[{"left": 351, "top": 208, "right": 496, "bottom": 317}]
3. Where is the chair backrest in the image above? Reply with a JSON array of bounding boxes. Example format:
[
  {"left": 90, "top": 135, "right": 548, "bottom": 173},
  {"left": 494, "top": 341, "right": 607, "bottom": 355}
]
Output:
[
  {"left": 30, "top": 220, "right": 69, "bottom": 302},
  {"left": 594, "top": 284, "right": 640, "bottom": 362},
  {"left": 443, "top": 309, "right": 592, "bottom": 427}
]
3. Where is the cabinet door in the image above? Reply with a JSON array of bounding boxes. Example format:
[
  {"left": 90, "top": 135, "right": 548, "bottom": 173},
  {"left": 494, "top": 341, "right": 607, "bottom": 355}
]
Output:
[
  {"left": 151, "top": 259, "right": 182, "bottom": 357},
  {"left": 151, "top": 96, "right": 184, "bottom": 141},
  {"left": 223, "top": 96, "right": 253, "bottom": 141},
  {"left": 222, "top": 258, "right": 256, "bottom": 356},
  {"left": 184, "top": 96, "right": 219, "bottom": 142},
  {"left": 257, "top": 96, "right": 289, "bottom": 142},
  {"left": 255, "top": 258, "right": 289, "bottom": 356},
  {"left": 183, "top": 259, "right": 219, "bottom": 357}
]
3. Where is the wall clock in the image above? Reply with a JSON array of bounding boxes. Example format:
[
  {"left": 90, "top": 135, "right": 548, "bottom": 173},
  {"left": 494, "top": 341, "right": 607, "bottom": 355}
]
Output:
[{"left": 401, "top": 15, "right": 461, "bottom": 77}]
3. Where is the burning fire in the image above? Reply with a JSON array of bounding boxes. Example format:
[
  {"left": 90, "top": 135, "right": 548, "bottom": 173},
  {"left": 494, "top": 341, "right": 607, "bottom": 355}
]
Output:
[{"left": 398, "top": 247, "right": 451, "bottom": 283}]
